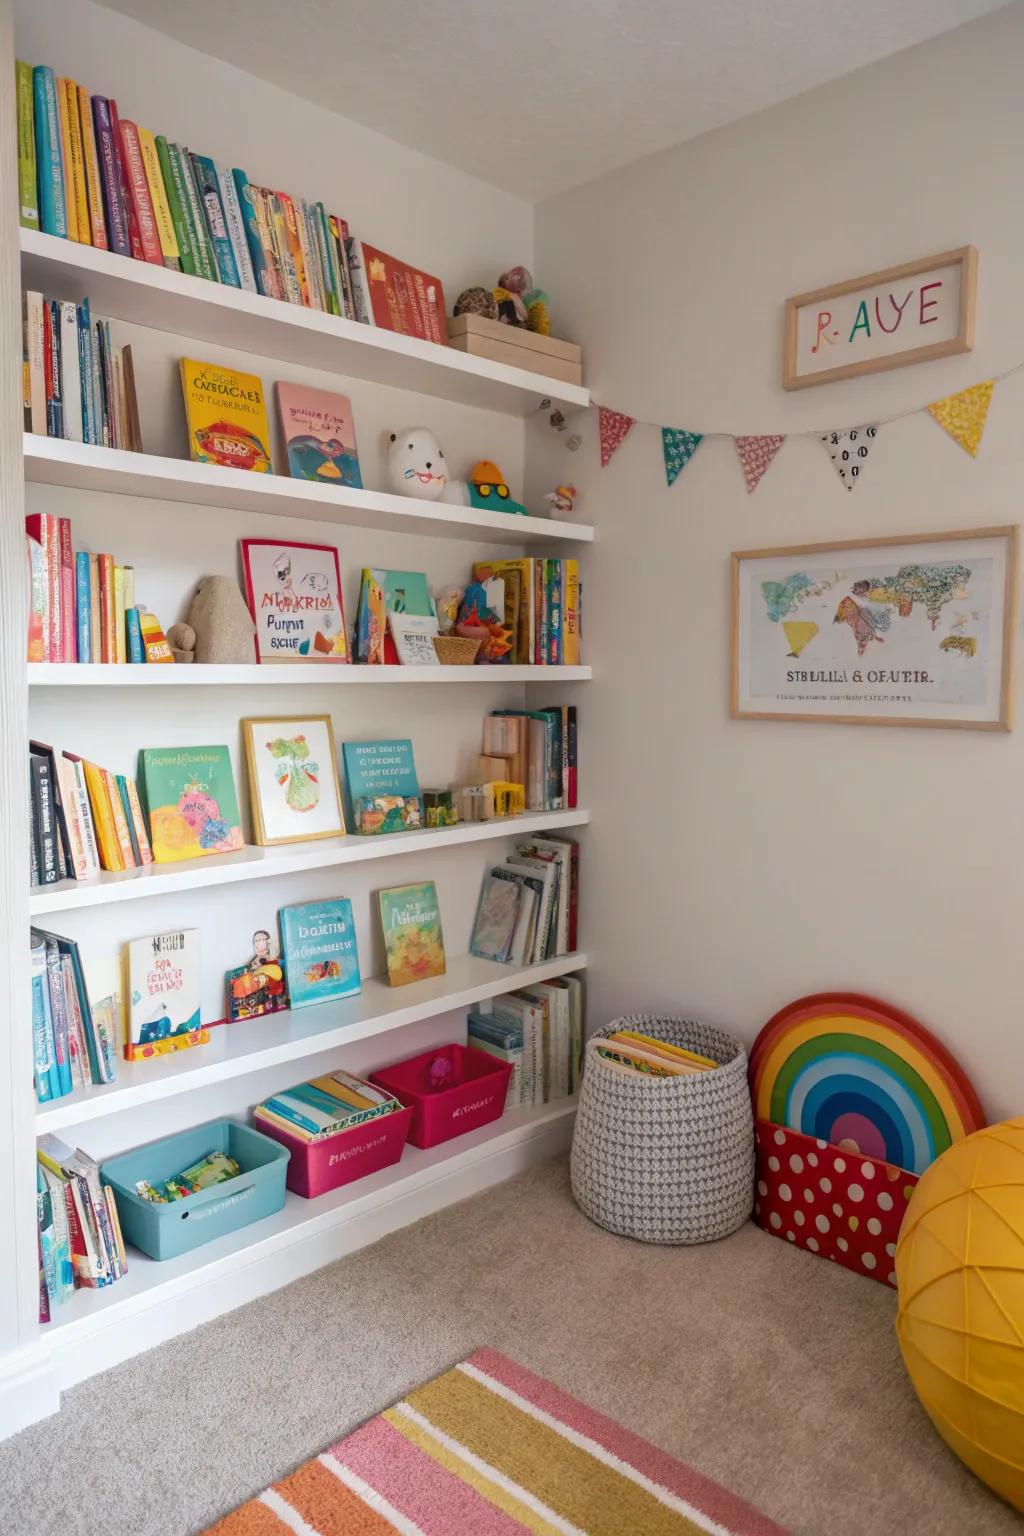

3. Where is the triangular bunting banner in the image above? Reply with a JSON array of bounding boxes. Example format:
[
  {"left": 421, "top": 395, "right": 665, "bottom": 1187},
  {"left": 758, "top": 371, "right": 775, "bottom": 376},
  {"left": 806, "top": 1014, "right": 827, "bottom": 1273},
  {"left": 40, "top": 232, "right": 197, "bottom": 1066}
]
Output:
[
  {"left": 821, "top": 425, "right": 879, "bottom": 490},
  {"left": 927, "top": 381, "right": 994, "bottom": 458},
  {"left": 734, "top": 434, "right": 785, "bottom": 494},
  {"left": 598, "top": 407, "right": 636, "bottom": 468},
  {"left": 661, "top": 427, "right": 703, "bottom": 487}
]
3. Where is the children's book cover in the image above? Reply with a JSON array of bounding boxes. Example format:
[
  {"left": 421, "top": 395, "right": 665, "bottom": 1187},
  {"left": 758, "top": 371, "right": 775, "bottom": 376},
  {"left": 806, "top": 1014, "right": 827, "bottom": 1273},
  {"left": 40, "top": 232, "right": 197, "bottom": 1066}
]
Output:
[
  {"left": 179, "top": 358, "right": 272, "bottom": 472},
  {"left": 342, "top": 739, "right": 422, "bottom": 835},
  {"left": 358, "top": 242, "right": 447, "bottom": 344},
  {"left": 354, "top": 568, "right": 434, "bottom": 664},
  {"left": 225, "top": 925, "right": 288, "bottom": 1022},
  {"left": 279, "top": 898, "right": 361, "bottom": 1009},
  {"left": 275, "top": 382, "right": 362, "bottom": 488},
  {"left": 241, "top": 538, "right": 348, "bottom": 662},
  {"left": 138, "top": 745, "right": 244, "bottom": 863},
  {"left": 378, "top": 881, "right": 445, "bottom": 987},
  {"left": 470, "top": 874, "right": 522, "bottom": 963},
  {"left": 125, "top": 929, "right": 204, "bottom": 1060}
]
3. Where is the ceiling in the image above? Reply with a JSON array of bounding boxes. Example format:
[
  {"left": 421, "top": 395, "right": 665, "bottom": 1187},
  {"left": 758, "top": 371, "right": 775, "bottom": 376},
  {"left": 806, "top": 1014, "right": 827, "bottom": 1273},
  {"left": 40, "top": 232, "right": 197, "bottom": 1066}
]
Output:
[{"left": 101, "top": 0, "right": 1005, "bottom": 201}]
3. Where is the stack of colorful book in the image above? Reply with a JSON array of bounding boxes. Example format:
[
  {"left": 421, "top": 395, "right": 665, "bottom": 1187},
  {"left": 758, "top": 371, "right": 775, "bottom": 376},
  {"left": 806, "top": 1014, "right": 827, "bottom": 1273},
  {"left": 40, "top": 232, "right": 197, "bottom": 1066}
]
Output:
[
  {"left": 37, "top": 1135, "right": 127, "bottom": 1321},
  {"left": 29, "top": 738, "right": 151, "bottom": 885},
  {"left": 471, "top": 558, "right": 581, "bottom": 665},
  {"left": 470, "top": 834, "right": 579, "bottom": 967},
  {"left": 31, "top": 927, "right": 118, "bottom": 1104},
  {"left": 593, "top": 1031, "right": 717, "bottom": 1078},
  {"left": 18, "top": 61, "right": 446, "bottom": 341},
  {"left": 467, "top": 972, "right": 584, "bottom": 1106},
  {"left": 23, "top": 289, "right": 141, "bottom": 448},
  {"left": 253, "top": 1070, "right": 402, "bottom": 1144},
  {"left": 481, "top": 707, "right": 577, "bottom": 813}
]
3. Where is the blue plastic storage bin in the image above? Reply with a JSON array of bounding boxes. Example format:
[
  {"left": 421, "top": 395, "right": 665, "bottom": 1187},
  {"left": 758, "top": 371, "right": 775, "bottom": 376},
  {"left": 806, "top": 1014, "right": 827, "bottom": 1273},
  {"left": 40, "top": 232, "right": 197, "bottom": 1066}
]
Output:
[{"left": 101, "top": 1120, "right": 290, "bottom": 1261}]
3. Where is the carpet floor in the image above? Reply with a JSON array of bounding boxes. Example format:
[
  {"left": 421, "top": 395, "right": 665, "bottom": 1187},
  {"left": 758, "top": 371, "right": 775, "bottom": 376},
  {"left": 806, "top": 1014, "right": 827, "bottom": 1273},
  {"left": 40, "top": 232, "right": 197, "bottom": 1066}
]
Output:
[{"left": 1, "top": 1155, "right": 1017, "bottom": 1536}]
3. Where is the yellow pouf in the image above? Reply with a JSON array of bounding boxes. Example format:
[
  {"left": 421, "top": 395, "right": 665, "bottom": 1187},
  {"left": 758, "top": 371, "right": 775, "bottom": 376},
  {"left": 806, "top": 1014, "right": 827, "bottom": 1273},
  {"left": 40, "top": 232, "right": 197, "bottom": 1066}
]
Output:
[{"left": 895, "top": 1116, "right": 1024, "bottom": 1511}]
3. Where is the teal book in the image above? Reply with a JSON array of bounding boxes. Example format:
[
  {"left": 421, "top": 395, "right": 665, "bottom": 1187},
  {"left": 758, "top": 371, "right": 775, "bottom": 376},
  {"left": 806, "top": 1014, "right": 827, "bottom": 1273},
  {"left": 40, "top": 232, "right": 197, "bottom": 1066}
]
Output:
[
  {"left": 137, "top": 745, "right": 244, "bottom": 863},
  {"left": 125, "top": 607, "right": 145, "bottom": 663},
  {"left": 33, "top": 66, "right": 66, "bottom": 238},
  {"left": 342, "top": 739, "right": 422, "bottom": 835},
  {"left": 189, "top": 152, "right": 239, "bottom": 285},
  {"left": 279, "top": 897, "right": 360, "bottom": 1009}
]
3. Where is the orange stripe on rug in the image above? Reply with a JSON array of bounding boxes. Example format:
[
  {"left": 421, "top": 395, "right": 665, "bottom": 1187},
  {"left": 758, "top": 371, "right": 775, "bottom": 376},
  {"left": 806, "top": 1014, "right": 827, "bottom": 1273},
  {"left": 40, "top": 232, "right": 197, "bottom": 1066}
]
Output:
[
  {"left": 272, "top": 1457, "right": 396, "bottom": 1535},
  {"left": 202, "top": 1499, "right": 294, "bottom": 1536}
]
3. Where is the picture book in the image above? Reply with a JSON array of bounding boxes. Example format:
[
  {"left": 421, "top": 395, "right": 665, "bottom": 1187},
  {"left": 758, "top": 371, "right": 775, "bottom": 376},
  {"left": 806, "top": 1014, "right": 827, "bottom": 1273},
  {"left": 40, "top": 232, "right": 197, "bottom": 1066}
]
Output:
[
  {"left": 378, "top": 881, "right": 445, "bottom": 987},
  {"left": 470, "top": 873, "right": 523, "bottom": 963},
  {"left": 387, "top": 611, "right": 440, "bottom": 665},
  {"left": 138, "top": 745, "right": 244, "bottom": 863},
  {"left": 240, "top": 538, "right": 348, "bottom": 662},
  {"left": 353, "top": 242, "right": 447, "bottom": 344},
  {"left": 275, "top": 383, "right": 362, "bottom": 488},
  {"left": 179, "top": 358, "right": 272, "bottom": 472},
  {"left": 279, "top": 898, "right": 361, "bottom": 1009},
  {"left": 342, "top": 739, "right": 422, "bottom": 835},
  {"left": 225, "top": 926, "right": 288, "bottom": 1022},
  {"left": 354, "top": 568, "right": 435, "bottom": 663},
  {"left": 125, "top": 929, "right": 205, "bottom": 1061}
]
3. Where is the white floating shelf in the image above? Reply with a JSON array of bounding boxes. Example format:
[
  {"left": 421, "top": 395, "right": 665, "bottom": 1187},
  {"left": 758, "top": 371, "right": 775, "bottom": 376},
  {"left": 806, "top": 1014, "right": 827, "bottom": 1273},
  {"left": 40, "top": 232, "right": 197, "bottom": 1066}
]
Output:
[
  {"left": 24, "top": 436, "right": 594, "bottom": 546},
  {"left": 29, "top": 661, "right": 592, "bottom": 687},
  {"left": 36, "top": 952, "right": 587, "bottom": 1130},
  {"left": 21, "top": 230, "right": 590, "bottom": 416},
  {"left": 29, "top": 807, "right": 589, "bottom": 914}
]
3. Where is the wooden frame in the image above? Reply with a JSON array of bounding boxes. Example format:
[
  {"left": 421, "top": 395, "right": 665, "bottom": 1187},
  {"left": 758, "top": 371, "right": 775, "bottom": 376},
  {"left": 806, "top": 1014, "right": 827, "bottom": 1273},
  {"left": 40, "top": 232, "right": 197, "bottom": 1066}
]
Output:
[
  {"left": 731, "top": 525, "right": 1017, "bottom": 730},
  {"left": 783, "top": 246, "right": 977, "bottom": 390},
  {"left": 242, "top": 715, "right": 346, "bottom": 844}
]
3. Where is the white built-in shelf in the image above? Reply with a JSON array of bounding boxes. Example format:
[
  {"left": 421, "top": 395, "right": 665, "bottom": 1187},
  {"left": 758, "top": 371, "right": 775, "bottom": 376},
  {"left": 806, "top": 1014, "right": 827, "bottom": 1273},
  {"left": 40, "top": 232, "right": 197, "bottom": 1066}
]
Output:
[
  {"left": 29, "top": 807, "right": 589, "bottom": 914},
  {"left": 43, "top": 1096, "right": 578, "bottom": 1345},
  {"left": 24, "top": 436, "right": 594, "bottom": 546},
  {"left": 30, "top": 661, "right": 592, "bottom": 687},
  {"left": 21, "top": 230, "right": 591, "bottom": 416},
  {"left": 36, "top": 951, "right": 587, "bottom": 1130}
]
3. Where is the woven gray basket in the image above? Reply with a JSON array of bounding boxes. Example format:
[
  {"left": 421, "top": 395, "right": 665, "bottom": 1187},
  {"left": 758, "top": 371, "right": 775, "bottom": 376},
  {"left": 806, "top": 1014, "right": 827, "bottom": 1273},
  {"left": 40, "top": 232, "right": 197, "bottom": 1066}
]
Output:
[{"left": 570, "top": 1015, "right": 755, "bottom": 1244}]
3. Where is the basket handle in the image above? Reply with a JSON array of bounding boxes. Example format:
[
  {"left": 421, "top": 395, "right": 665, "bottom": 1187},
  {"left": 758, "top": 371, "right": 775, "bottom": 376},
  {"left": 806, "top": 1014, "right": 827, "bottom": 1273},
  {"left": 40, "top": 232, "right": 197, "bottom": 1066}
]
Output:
[{"left": 179, "top": 1182, "right": 255, "bottom": 1220}]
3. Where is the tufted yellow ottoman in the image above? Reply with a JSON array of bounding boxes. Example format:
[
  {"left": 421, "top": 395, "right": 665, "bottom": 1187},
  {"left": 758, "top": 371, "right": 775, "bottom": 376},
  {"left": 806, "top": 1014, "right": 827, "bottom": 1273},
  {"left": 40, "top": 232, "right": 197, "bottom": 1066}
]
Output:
[{"left": 895, "top": 1117, "right": 1024, "bottom": 1511}]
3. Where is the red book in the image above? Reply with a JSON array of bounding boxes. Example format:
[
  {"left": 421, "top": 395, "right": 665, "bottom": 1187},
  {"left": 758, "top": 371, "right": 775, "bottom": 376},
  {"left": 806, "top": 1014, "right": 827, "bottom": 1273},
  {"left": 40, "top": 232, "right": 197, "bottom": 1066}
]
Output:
[
  {"left": 116, "top": 120, "right": 162, "bottom": 265},
  {"left": 58, "top": 518, "right": 75, "bottom": 663},
  {"left": 355, "top": 242, "right": 447, "bottom": 343},
  {"left": 25, "top": 513, "right": 61, "bottom": 661},
  {"left": 108, "top": 100, "right": 143, "bottom": 260}
]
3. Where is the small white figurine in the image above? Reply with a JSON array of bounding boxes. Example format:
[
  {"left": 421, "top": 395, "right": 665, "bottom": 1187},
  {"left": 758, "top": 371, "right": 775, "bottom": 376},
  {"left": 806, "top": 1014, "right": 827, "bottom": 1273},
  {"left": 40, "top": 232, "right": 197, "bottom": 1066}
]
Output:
[{"left": 386, "top": 427, "right": 449, "bottom": 501}]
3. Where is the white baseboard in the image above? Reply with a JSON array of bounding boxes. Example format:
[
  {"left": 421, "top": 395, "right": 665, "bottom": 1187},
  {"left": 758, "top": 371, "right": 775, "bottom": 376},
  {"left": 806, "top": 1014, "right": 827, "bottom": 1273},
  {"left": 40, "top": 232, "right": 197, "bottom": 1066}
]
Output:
[{"left": 0, "top": 1342, "right": 60, "bottom": 1441}]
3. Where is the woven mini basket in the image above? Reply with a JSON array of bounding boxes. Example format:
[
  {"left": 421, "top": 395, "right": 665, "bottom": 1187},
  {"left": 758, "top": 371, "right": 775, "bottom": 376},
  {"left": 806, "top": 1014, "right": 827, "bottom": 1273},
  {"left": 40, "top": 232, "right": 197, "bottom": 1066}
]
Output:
[
  {"left": 570, "top": 1015, "right": 755, "bottom": 1244},
  {"left": 433, "top": 635, "right": 482, "bottom": 665}
]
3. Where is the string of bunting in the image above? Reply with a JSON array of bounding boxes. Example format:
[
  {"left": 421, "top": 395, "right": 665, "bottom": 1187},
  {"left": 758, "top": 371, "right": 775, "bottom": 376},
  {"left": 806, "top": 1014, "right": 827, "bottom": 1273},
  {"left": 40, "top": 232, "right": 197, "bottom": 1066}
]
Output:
[{"left": 578, "top": 363, "right": 1023, "bottom": 494}]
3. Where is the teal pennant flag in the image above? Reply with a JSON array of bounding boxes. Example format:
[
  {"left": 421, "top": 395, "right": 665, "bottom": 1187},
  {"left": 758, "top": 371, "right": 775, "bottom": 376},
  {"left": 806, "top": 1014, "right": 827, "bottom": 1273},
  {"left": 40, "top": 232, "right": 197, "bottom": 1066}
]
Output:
[{"left": 662, "top": 427, "right": 703, "bottom": 487}]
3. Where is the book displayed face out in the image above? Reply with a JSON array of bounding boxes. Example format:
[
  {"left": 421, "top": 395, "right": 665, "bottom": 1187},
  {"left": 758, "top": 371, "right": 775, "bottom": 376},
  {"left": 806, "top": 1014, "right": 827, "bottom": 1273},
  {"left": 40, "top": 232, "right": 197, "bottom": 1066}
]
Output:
[
  {"left": 378, "top": 882, "right": 445, "bottom": 987},
  {"left": 241, "top": 538, "right": 348, "bottom": 664},
  {"left": 278, "top": 898, "right": 361, "bottom": 1010}
]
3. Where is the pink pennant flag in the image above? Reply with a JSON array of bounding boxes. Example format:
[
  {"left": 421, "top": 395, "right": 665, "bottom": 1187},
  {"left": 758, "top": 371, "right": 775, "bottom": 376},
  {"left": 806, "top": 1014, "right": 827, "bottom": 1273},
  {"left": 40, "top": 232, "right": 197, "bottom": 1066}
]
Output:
[
  {"left": 734, "top": 434, "right": 785, "bottom": 494},
  {"left": 598, "top": 407, "right": 636, "bottom": 468}
]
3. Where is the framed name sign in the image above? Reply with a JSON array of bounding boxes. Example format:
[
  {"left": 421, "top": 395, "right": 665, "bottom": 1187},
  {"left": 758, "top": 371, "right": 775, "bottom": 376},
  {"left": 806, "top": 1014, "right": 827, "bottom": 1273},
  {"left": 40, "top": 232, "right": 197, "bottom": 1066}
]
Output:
[{"left": 783, "top": 247, "right": 977, "bottom": 390}]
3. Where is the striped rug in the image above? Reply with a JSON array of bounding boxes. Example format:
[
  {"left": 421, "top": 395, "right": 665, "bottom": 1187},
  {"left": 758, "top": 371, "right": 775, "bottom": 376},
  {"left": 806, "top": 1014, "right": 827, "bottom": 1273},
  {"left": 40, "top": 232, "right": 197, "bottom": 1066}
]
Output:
[{"left": 205, "top": 1348, "right": 787, "bottom": 1535}]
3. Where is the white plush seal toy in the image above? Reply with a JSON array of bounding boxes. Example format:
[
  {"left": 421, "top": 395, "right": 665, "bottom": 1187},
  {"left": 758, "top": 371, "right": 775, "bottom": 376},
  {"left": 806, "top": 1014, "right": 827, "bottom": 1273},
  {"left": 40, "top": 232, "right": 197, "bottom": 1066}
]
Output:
[{"left": 386, "top": 428, "right": 449, "bottom": 501}]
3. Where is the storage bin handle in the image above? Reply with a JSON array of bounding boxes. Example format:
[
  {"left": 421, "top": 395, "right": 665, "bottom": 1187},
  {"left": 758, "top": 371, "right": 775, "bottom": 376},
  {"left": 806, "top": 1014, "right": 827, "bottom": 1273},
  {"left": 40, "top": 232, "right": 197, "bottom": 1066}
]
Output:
[{"left": 180, "top": 1182, "right": 256, "bottom": 1221}]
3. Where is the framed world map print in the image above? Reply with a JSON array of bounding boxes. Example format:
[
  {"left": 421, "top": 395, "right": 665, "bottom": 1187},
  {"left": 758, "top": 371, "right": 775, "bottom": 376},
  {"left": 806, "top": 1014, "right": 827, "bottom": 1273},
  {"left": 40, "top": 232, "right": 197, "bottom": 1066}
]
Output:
[{"left": 732, "top": 527, "right": 1017, "bottom": 729}]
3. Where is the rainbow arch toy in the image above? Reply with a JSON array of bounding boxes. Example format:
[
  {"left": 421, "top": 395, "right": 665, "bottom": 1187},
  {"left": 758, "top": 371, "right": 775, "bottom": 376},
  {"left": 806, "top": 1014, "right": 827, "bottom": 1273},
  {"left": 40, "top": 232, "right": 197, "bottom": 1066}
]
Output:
[{"left": 749, "top": 993, "right": 985, "bottom": 1176}]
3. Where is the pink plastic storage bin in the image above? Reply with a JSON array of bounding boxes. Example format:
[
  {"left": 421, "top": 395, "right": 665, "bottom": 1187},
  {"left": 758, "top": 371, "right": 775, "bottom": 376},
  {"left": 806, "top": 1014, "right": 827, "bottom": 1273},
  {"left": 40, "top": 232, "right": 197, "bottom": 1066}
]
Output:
[
  {"left": 370, "top": 1044, "right": 513, "bottom": 1149},
  {"left": 254, "top": 1105, "right": 414, "bottom": 1199}
]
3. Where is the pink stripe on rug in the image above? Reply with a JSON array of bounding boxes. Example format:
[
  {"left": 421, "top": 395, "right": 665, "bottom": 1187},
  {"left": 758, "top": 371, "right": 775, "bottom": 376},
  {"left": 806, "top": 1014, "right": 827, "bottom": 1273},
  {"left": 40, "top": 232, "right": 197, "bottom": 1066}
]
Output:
[
  {"left": 468, "top": 1349, "right": 788, "bottom": 1536},
  {"left": 327, "top": 1411, "right": 529, "bottom": 1535}
]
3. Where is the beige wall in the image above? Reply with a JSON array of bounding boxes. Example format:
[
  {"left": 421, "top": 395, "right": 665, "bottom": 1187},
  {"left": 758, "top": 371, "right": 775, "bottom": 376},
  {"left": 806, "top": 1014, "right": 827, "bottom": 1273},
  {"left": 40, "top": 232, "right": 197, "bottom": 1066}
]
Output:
[{"left": 533, "top": 4, "right": 1024, "bottom": 1121}]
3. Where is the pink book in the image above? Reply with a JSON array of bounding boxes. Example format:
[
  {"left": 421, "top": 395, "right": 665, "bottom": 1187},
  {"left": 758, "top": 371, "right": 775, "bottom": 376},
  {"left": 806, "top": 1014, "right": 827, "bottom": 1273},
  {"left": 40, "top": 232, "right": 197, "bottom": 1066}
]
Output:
[
  {"left": 116, "top": 120, "right": 162, "bottom": 265},
  {"left": 25, "top": 514, "right": 60, "bottom": 661},
  {"left": 59, "top": 518, "right": 75, "bottom": 663},
  {"left": 275, "top": 382, "right": 362, "bottom": 490}
]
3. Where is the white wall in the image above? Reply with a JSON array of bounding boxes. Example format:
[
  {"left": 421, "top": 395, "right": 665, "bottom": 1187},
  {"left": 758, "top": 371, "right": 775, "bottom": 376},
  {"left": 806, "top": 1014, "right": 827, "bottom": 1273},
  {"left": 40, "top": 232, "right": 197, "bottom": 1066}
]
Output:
[{"left": 533, "top": 5, "right": 1024, "bottom": 1122}]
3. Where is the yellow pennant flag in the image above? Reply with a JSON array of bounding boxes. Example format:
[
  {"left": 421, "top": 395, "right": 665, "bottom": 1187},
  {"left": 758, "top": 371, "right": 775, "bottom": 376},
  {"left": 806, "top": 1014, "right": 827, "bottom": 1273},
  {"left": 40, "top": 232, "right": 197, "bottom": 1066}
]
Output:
[{"left": 927, "top": 381, "right": 994, "bottom": 458}]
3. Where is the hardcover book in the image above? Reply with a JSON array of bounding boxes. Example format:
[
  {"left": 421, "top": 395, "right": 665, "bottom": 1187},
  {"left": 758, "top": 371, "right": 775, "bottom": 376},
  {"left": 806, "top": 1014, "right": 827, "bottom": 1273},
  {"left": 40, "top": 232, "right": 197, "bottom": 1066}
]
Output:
[
  {"left": 353, "top": 241, "right": 447, "bottom": 344},
  {"left": 179, "top": 358, "right": 272, "bottom": 472},
  {"left": 470, "top": 873, "right": 523, "bottom": 963},
  {"left": 342, "top": 739, "right": 422, "bottom": 835},
  {"left": 378, "top": 881, "right": 445, "bottom": 987},
  {"left": 279, "top": 898, "right": 361, "bottom": 1009},
  {"left": 125, "top": 929, "right": 205, "bottom": 1060},
  {"left": 138, "top": 745, "right": 244, "bottom": 863},
  {"left": 241, "top": 538, "right": 348, "bottom": 662},
  {"left": 276, "top": 382, "right": 362, "bottom": 488}
]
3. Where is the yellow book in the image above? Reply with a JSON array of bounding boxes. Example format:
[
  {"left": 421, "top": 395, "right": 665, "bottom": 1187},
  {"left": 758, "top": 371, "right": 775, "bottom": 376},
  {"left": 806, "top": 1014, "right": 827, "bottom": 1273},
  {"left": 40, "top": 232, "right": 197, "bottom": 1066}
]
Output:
[
  {"left": 82, "top": 760, "right": 123, "bottom": 871},
  {"left": 103, "top": 768, "right": 136, "bottom": 868},
  {"left": 137, "top": 126, "right": 179, "bottom": 269},
  {"left": 113, "top": 565, "right": 126, "bottom": 664},
  {"left": 62, "top": 78, "right": 89, "bottom": 243},
  {"left": 563, "top": 559, "right": 580, "bottom": 666},
  {"left": 55, "top": 78, "right": 79, "bottom": 242},
  {"left": 612, "top": 1030, "right": 716, "bottom": 1070},
  {"left": 78, "top": 85, "right": 107, "bottom": 249},
  {"left": 179, "top": 358, "right": 272, "bottom": 472}
]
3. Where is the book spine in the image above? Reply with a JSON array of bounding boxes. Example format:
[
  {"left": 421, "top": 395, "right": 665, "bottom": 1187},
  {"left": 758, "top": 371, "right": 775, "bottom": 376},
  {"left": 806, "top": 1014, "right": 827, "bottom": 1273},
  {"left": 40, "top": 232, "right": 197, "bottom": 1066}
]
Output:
[
  {"left": 31, "top": 753, "right": 58, "bottom": 884},
  {"left": 31, "top": 943, "right": 56, "bottom": 1102},
  {"left": 90, "top": 97, "right": 130, "bottom": 256},
  {"left": 108, "top": 99, "right": 143, "bottom": 259},
  {"left": 62, "top": 77, "right": 90, "bottom": 244},
  {"left": 535, "top": 560, "right": 547, "bottom": 664},
  {"left": 68, "top": 757, "right": 101, "bottom": 874},
  {"left": 298, "top": 200, "right": 324, "bottom": 310},
  {"left": 97, "top": 553, "right": 115, "bottom": 662},
  {"left": 99, "top": 321, "right": 118, "bottom": 447},
  {"left": 329, "top": 214, "right": 356, "bottom": 320},
  {"left": 114, "top": 777, "right": 141, "bottom": 866},
  {"left": 62, "top": 957, "right": 87, "bottom": 1090},
  {"left": 26, "top": 532, "right": 45, "bottom": 664},
  {"left": 566, "top": 705, "right": 577, "bottom": 811},
  {"left": 217, "top": 164, "right": 256, "bottom": 291},
  {"left": 268, "top": 194, "right": 301, "bottom": 303},
  {"left": 174, "top": 146, "right": 218, "bottom": 282},
  {"left": 563, "top": 560, "right": 580, "bottom": 665},
  {"left": 137, "top": 126, "right": 180, "bottom": 269},
  {"left": 231, "top": 170, "right": 272, "bottom": 297},
  {"left": 54, "top": 78, "right": 78, "bottom": 241},
  {"left": 74, "top": 551, "right": 91, "bottom": 663},
  {"left": 277, "top": 193, "right": 309, "bottom": 305},
  {"left": 26, "top": 513, "right": 59, "bottom": 661},
  {"left": 56, "top": 757, "right": 87, "bottom": 877},
  {"left": 17, "top": 61, "right": 38, "bottom": 229},
  {"left": 113, "top": 564, "right": 126, "bottom": 664},
  {"left": 86, "top": 554, "right": 101, "bottom": 660},
  {"left": 254, "top": 188, "right": 284, "bottom": 299},
  {"left": 316, "top": 204, "right": 342, "bottom": 316},
  {"left": 124, "top": 777, "right": 153, "bottom": 863},
  {"left": 117, "top": 120, "right": 163, "bottom": 264},
  {"left": 57, "top": 518, "right": 74, "bottom": 663},
  {"left": 83, "top": 759, "right": 121, "bottom": 869},
  {"left": 102, "top": 767, "right": 135, "bottom": 867},
  {"left": 57, "top": 302, "right": 81, "bottom": 444},
  {"left": 76, "top": 300, "right": 95, "bottom": 445},
  {"left": 546, "top": 559, "right": 563, "bottom": 665},
  {"left": 123, "top": 345, "right": 140, "bottom": 450},
  {"left": 189, "top": 153, "right": 240, "bottom": 286},
  {"left": 345, "top": 237, "right": 373, "bottom": 324},
  {"left": 78, "top": 86, "right": 107, "bottom": 248},
  {"left": 156, "top": 136, "right": 195, "bottom": 275},
  {"left": 33, "top": 67, "right": 67, "bottom": 237},
  {"left": 125, "top": 607, "right": 144, "bottom": 664},
  {"left": 104, "top": 1186, "right": 127, "bottom": 1277},
  {"left": 25, "top": 290, "right": 46, "bottom": 435}
]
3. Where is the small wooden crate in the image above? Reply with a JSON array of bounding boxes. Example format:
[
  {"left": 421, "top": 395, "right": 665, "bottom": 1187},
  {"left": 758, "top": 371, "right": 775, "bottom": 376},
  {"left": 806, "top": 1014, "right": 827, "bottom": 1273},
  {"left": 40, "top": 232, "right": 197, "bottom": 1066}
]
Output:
[{"left": 446, "top": 313, "right": 583, "bottom": 386}]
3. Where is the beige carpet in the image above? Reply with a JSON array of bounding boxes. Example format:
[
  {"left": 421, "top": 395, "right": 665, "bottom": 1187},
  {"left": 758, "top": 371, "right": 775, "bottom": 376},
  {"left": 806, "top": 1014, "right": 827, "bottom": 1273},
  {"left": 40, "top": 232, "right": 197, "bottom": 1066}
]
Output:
[{"left": 1, "top": 1156, "right": 1017, "bottom": 1536}]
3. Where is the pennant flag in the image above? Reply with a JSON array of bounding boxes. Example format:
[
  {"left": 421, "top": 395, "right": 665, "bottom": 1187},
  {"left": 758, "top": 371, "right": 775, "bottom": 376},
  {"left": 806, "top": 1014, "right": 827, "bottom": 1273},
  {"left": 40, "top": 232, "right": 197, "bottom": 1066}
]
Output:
[
  {"left": 927, "top": 381, "right": 994, "bottom": 458},
  {"left": 734, "top": 434, "right": 785, "bottom": 494},
  {"left": 821, "top": 425, "right": 878, "bottom": 490},
  {"left": 661, "top": 427, "right": 703, "bottom": 487},
  {"left": 598, "top": 407, "right": 635, "bottom": 468}
]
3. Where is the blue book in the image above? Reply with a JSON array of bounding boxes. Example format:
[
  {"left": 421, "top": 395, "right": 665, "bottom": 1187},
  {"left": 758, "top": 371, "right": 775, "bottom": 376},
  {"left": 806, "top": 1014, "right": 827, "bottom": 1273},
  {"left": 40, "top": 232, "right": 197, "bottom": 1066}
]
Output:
[
  {"left": 44, "top": 940, "right": 72, "bottom": 1098},
  {"left": 232, "top": 168, "right": 271, "bottom": 298},
  {"left": 125, "top": 607, "right": 145, "bottom": 663},
  {"left": 467, "top": 1010, "right": 524, "bottom": 1049},
  {"left": 76, "top": 301, "right": 95, "bottom": 446},
  {"left": 190, "top": 154, "right": 240, "bottom": 287},
  {"left": 32, "top": 67, "right": 66, "bottom": 238},
  {"left": 342, "top": 738, "right": 422, "bottom": 836},
  {"left": 279, "top": 897, "right": 361, "bottom": 1009},
  {"left": 546, "top": 559, "right": 563, "bottom": 665},
  {"left": 30, "top": 935, "right": 58, "bottom": 1103},
  {"left": 75, "top": 551, "right": 91, "bottom": 662}
]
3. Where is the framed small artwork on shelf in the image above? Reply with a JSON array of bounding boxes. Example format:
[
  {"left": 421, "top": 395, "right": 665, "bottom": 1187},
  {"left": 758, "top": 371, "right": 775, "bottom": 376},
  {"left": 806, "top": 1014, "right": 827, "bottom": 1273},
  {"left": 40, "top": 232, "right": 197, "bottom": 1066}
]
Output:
[
  {"left": 242, "top": 715, "right": 345, "bottom": 845},
  {"left": 240, "top": 538, "right": 348, "bottom": 663},
  {"left": 732, "top": 525, "right": 1017, "bottom": 730}
]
